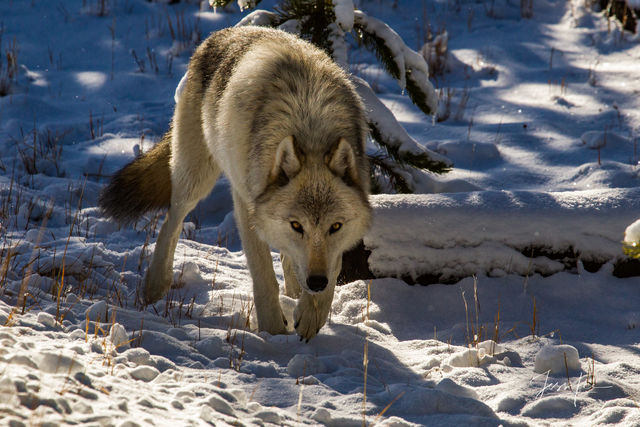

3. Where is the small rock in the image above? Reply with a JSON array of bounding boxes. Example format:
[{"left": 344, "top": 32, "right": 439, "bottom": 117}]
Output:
[
  {"left": 90, "top": 340, "right": 104, "bottom": 354},
  {"left": 300, "top": 375, "right": 319, "bottom": 385},
  {"left": 150, "top": 355, "right": 176, "bottom": 372},
  {"left": 313, "top": 408, "right": 332, "bottom": 424},
  {"left": 109, "top": 323, "right": 130, "bottom": 351},
  {"left": 70, "top": 345, "right": 85, "bottom": 355},
  {"left": 74, "top": 372, "right": 92, "bottom": 387},
  {"left": 85, "top": 301, "right": 108, "bottom": 323},
  {"left": 79, "top": 389, "right": 98, "bottom": 400},
  {"left": 137, "top": 398, "right": 154, "bottom": 408},
  {"left": 205, "top": 394, "right": 235, "bottom": 417},
  {"left": 13, "top": 379, "right": 26, "bottom": 393},
  {"left": 39, "top": 352, "right": 85, "bottom": 374},
  {"left": 72, "top": 401, "right": 93, "bottom": 414},
  {"left": 69, "top": 329, "right": 85, "bottom": 340},
  {"left": 123, "top": 348, "right": 151, "bottom": 365},
  {"left": 130, "top": 366, "right": 160, "bottom": 382},
  {"left": 255, "top": 409, "right": 282, "bottom": 424},
  {"left": 37, "top": 312, "right": 57, "bottom": 328},
  {"left": 66, "top": 293, "right": 80, "bottom": 304}
]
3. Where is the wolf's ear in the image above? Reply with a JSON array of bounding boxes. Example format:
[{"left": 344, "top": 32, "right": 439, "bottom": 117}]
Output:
[
  {"left": 328, "top": 138, "right": 359, "bottom": 186},
  {"left": 271, "top": 135, "right": 301, "bottom": 182}
]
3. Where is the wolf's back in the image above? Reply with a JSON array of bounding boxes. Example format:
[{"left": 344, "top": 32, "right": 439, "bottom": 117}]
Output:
[{"left": 98, "top": 132, "right": 171, "bottom": 224}]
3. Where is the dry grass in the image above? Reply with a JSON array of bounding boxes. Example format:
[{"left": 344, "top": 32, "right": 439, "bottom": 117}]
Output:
[
  {"left": 436, "top": 87, "right": 470, "bottom": 122},
  {"left": 165, "top": 7, "right": 202, "bottom": 55},
  {"left": 461, "top": 276, "right": 488, "bottom": 347},
  {"left": 14, "top": 124, "right": 67, "bottom": 178},
  {"left": 0, "top": 28, "right": 18, "bottom": 97}
]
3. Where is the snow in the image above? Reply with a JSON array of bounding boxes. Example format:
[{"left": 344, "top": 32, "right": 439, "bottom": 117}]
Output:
[
  {"left": 624, "top": 218, "right": 640, "bottom": 244},
  {"left": 533, "top": 344, "right": 581, "bottom": 375},
  {"left": 333, "top": 0, "right": 355, "bottom": 32},
  {"left": 366, "top": 188, "right": 640, "bottom": 281},
  {"left": 1, "top": 0, "right": 640, "bottom": 426},
  {"left": 581, "top": 130, "right": 630, "bottom": 150}
]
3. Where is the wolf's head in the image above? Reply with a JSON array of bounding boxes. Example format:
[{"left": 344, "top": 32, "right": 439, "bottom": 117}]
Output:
[{"left": 253, "top": 135, "right": 371, "bottom": 294}]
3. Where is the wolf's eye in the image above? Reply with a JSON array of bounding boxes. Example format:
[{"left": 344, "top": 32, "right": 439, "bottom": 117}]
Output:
[
  {"left": 290, "top": 221, "right": 304, "bottom": 234},
  {"left": 329, "top": 222, "right": 342, "bottom": 234}
]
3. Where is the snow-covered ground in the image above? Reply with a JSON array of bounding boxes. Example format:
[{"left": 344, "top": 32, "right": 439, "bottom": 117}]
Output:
[{"left": 1, "top": 0, "right": 640, "bottom": 425}]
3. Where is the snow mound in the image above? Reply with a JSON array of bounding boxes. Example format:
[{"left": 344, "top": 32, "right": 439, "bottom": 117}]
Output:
[
  {"left": 534, "top": 344, "right": 581, "bottom": 375},
  {"left": 581, "top": 130, "right": 629, "bottom": 150},
  {"left": 434, "top": 140, "right": 501, "bottom": 167},
  {"left": 624, "top": 218, "right": 640, "bottom": 244},
  {"left": 445, "top": 341, "right": 511, "bottom": 368},
  {"left": 287, "top": 353, "right": 327, "bottom": 378}
]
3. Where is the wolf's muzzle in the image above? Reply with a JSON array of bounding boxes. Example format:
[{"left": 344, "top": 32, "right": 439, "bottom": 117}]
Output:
[{"left": 307, "top": 275, "right": 328, "bottom": 292}]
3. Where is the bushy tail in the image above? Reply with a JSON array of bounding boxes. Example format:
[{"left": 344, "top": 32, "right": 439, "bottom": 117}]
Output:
[{"left": 99, "top": 132, "right": 172, "bottom": 224}]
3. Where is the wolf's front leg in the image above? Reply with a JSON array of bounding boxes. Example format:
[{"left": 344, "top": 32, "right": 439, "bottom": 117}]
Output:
[
  {"left": 233, "top": 192, "right": 287, "bottom": 335},
  {"left": 281, "top": 253, "right": 302, "bottom": 299},
  {"left": 294, "top": 283, "right": 336, "bottom": 341}
]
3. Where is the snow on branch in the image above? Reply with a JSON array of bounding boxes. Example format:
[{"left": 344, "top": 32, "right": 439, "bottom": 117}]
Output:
[
  {"left": 328, "top": 23, "right": 348, "bottom": 68},
  {"left": 235, "top": 9, "right": 279, "bottom": 27},
  {"left": 235, "top": 10, "right": 279, "bottom": 27},
  {"left": 209, "top": 0, "right": 263, "bottom": 11},
  {"left": 332, "top": 0, "right": 354, "bottom": 32},
  {"left": 353, "top": 10, "right": 437, "bottom": 115},
  {"left": 351, "top": 75, "right": 451, "bottom": 172}
]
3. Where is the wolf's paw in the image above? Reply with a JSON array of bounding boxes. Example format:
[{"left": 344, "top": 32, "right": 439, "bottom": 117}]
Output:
[
  {"left": 294, "top": 291, "right": 331, "bottom": 342},
  {"left": 259, "top": 309, "right": 288, "bottom": 336},
  {"left": 143, "top": 271, "right": 172, "bottom": 305}
]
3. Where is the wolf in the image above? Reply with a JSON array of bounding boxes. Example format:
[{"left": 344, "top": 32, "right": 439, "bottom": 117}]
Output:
[{"left": 99, "top": 26, "right": 371, "bottom": 341}]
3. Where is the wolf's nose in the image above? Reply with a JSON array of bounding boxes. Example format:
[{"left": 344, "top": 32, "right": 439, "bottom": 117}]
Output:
[{"left": 307, "top": 275, "right": 328, "bottom": 292}]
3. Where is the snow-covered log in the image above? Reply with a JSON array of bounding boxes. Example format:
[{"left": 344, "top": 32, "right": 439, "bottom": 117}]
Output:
[{"left": 341, "top": 188, "right": 640, "bottom": 284}]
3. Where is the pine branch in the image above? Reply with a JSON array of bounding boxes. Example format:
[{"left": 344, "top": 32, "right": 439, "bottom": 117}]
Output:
[
  {"left": 350, "top": 75, "right": 451, "bottom": 176},
  {"left": 353, "top": 11, "right": 437, "bottom": 115},
  {"left": 368, "top": 152, "right": 413, "bottom": 194},
  {"left": 369, "top": 122, "right": 451, "bottom": 174},
  {"left": 273, "top": 0, "right": 335, "bottom": 53},
  {"left": 353, "top": 22, "right": 400, "bottom": 80},
  {"left": 405, "top": 70, "right": 436, "bottom": 118}
]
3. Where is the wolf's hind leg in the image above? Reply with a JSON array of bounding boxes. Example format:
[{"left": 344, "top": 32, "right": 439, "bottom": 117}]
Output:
[
  {"left": 144, "top": 153, "right": 220, "bottom": 305},
  {"left": 144, "top": 203, "right": 193, "bottom": 304},
  {"left": 281, "top": 253, "right": 302, "bottom": 298},
  {"left": 233, "top": 191, "right": 287, "bottom": 335}
]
